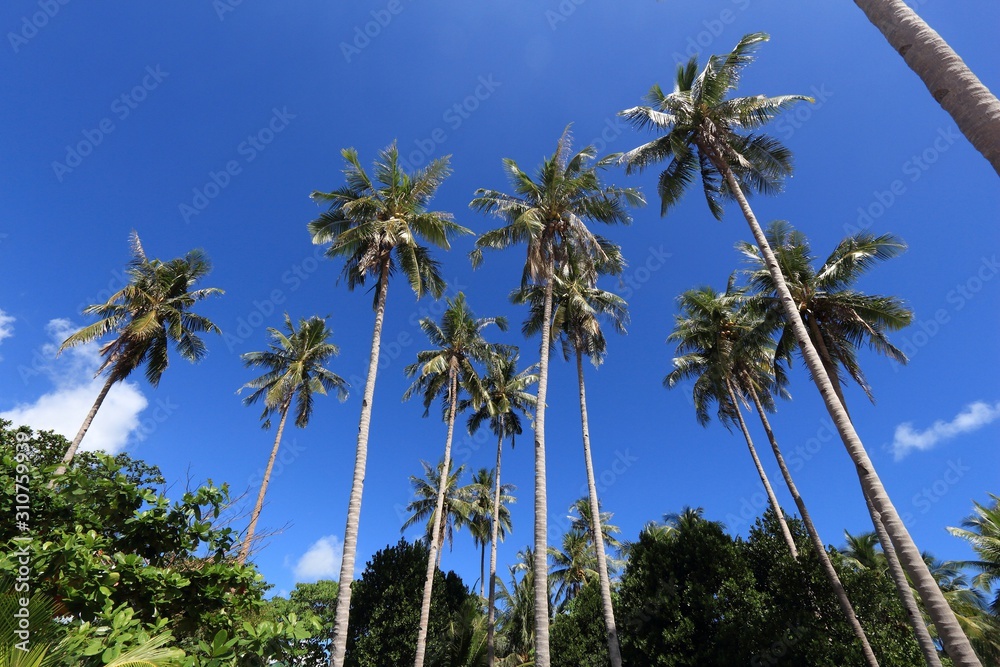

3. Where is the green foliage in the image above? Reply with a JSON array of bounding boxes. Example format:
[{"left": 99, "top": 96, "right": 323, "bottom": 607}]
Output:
[
  {"left": 344, "top": 539, "right": 474, "bottom": 667},
  {"left": 550, "top": 580, "right": 611, "bottom": 667},
  {"left": 0, "top": 421, "right": 314, "bottom": 666}
]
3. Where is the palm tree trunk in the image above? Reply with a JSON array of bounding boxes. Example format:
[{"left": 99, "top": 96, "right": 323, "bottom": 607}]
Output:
[
  {"left": 724, "top": 380, "right": 799, "bottom": 559},
  {"left": 805, "top": 317, "right": 942, "bottom": 666},
  {"left": 716, "top": 157, "right": 983, "bottom": 666},
  {"left": 532, "top": 264, "right": 554, "bottom": 667},
  {"left": 51, "top": 375, "right": 116, "bottom": 480},
  {"left": 487, "top": 434, "right": 503, "bottom": 667},
  {"left": 414, "top": 367, "right": 459, "bottom": 667},
  {"left": 480, "top": 543, "right": 486, "bottom": 600},
  {"left": 575, "top": 349, "right": 623, "bottom": 667},
  {"left": 853, "top": 0, "right": 1000, "bottom": 177},
  {"left": 865, "top": 490, "right": 944, "bottom": 666},
  {"left": 238, "top": 399, "right": 291, "bottom": 565},
  {"left": 330, "top": 260, "right": 391, "bottom": 667},
  {"left": 747, "top": 386, "right": 880, "bottom": 667}
]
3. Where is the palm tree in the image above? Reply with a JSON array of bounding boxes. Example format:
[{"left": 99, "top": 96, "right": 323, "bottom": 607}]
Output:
[
  {"left": 666, "top": 282, "right": 800, "bottom": 561},
  {"left": 618, "top": 33, "right": 981, "bottom": 665},
  {"left": 548, "top": 529, "right": 599, "bottom": 611},
  {"left": 568, "top": 497, "right": 623, "bottom": 554},
  {"left": 737, "top": 221, "right": 939, "bottom": 665},
  {"left": 514, "top": 256, "right": 628, "bottom": 666},
  {"left": 949, "top": 495, "right": 1000, "bottom": 616},
  {"left": 466, "top": 468, "right": 515, "bottom": 600},
  {"left": 237, "top": 315, "right": 348, "bottom": 564},
  {"left": 308, "top": 143, "right": 470, "bottom": 667},
  {"left": 403, "top": 292, "right": 506, "bottom": 667},
  {"left": 464, "top": 350, "right": 537, "bottom": 667},
  {"left": 852, "top": 0, "right": 1000, "bottom": 177},
  {"left": 401, "top": 460, "right": 473, "bottom": 568},
  {"left": 471, "top": 128, "right": 642, "bottom": 667},
  {"left": 55, "top": 232, "right": 222, "bottom": 478},
  {"left": 494, "top": 547, "right": 545, "bottom": 666}
]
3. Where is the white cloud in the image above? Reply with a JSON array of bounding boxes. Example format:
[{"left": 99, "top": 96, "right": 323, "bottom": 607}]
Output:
[
  {"left": 0, "top": 318, "right": 148, "bottom": 454},
  {"left": 892, "top": 400, "right": 1000, "bottom": 461},
  {"left": 0, "top": 309, "right": 14, "bottom": 360},
  {"left": 292, "top": 535, "right": 344, "bottom": 582}
]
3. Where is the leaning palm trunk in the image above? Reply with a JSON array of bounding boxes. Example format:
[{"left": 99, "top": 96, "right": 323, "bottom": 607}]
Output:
[
  {"left": 487, "top": 434, "right": 503, "bottom": 666},
  {"left": 52, "top": 375, "right": 116, "bottom": 480},
  {"left": 414, "top": 368, "right": 459, "bottom": 667},
  {"left": 853, "top": 0, "right": 1000, "bottom": 177},
  {"left": 238, "top": 399, "right": 292, "bottom": 565},
  {"left": 575, "top": 349, "right": 623, "bottom": 667},
  {"left": 724, "top": 380, "right": 798, "bottom": 559},
  {"left": 747, "top": 387, "right": 880, "bottom": 667},
  {"left": 806, "top": 319, "right": 941, "bottom": 667},
  {"left": 532, "top": 269, "right": 554, "bottom": 667},
  {"left": 330, "top": 261, "right": 391, "bottom": 667},
  {"left": 714, "top": 153, "right": 982, "bottom": 666}
]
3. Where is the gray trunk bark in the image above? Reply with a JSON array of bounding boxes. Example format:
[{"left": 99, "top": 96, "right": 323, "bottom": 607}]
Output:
[
  {"left": 52, "top": 375, "right": 116, "bottom": 480},
  {"left": 717, "top": 159, "right": 982, "bottom": 666},
  {"left": 575, "top": 349, "right": 623, "bottom": 667},
  {"left": 413, "top": 367, "right": 459, "bottom": 667},
  {"left": 329, "top": 261, "right": 391, "bottom": 667},
  {"left": 487, "top": 434, "right": 503, "bottom": 667},
  {"left": 747, "top": 387, "right": 880, "bottom": 667},
  {"left": 238, "top": 399, "right": 291, "bottom": 565},
  {"left": 854, "top": 0, "right": 1000, "bottom": 177},
  {"left": 533, "top": 268, "right": 554, "bottom": 667}
]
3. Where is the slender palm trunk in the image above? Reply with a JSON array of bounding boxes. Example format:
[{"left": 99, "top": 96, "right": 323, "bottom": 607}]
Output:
[
  {"left": 487, "top": 434, "right": 503, "bottom": 667},
  {"left": 533, "top": 267, "right": 554, "bottom": 667},
  {"left": 805, "top": 318, "right": 941, "bottom": 666},
  {"left": 51, "top": 375, "right": 116, "bottom": 480},
  {"left": 480, "top": 542, "right": 486, "bottom": 600},
  {"left": 716, "top": 157, "right": 982, "bottom": 666},
  {"left": 238, "top": 399, "right": 291, "bottom": 565},
  {"left": 414, "top": 367, "right": 459, "bottom": 667},
  {"left": 724, "top": 380, "right": 798, "bottom": 559},
  {"left": 575, "top": 349, "right": 623, "bottom": 667},
  {"left": 747, "top": 387, "right": 879, "bottom": 667},
  {"left": 853, "top": 0, "right": 1000, "bottom": 177},
  {"left": 329, "top": 261, "right": 391, "bottom": 667}
]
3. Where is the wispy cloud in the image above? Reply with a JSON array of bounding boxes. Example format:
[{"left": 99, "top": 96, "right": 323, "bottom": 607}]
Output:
[
  {"left": 892, "top": 400, "right": 1000, "bottom": 460},
  {"left": 0, "top": 319, "right": 148, "bottom": 454},
  {"left": 0, "top": 309, "right": 14, "bottom": 358},
  {"left": 292, "top": 535, "right": 344, "bottom": 582}
]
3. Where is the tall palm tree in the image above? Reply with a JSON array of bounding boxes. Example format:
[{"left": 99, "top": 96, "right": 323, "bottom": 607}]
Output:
[
  {"left": 665, "top": 282, "right": 801, "bottom": 561},
  {"left": 737, "top": 221, "right": 939, "bottom": 665},
  {"left": 515, "top": 256, "right": 628, "bottom": 666},
  {"left": 401, "top": 460, "right": 474, "bottom": 568},
  {"left": 949, "top": 495, "right": 1000, "bottom": 616},
  {"left": 463, "top": 350, "right": 537, "bottom": 667},
  {"left": 308, "top": 143, "right": 470, "bottom": 667},
  {"left": 852, "top": 0, "right": 1000, "bottom": 177},
  {"left": 466, "top": 468, "right": 515, "bottom": 599},
  {"left": 403, "top": 292, "right": 505, "bottom": 667},
  {"left": 568, "top": 497, "right": 623, "bottom": 554},
  {"left": 55, "top": 232, "right": 222, "bottom": 478},
  {"left": 237, "top": 315, "right": 348, "bottom": 564},
  {"left": 618, "top": 33, "right": 981, "bottom": 665},
  {"left": 471, "top": 128, "right": 642, "bottom": 667}
]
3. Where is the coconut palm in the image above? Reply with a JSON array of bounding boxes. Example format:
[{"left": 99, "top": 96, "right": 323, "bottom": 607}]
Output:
[
  {"left": 852, "top": 0, "right": 1000, "bottom": 177},
  {"left": 548, "top": 529, "right": 599, "bottom": 611},
  {"left": 737, "top": 221, "right": 939, "bottom": 665},
  {"left": 949, "top": 495, "right": 1000, "bottom": 615},
  {"left": 401, "top": 460, "right": 473, "bottom": 568},
  {"left": 568, "top": 497, "right": 623, "bottom": 554},
  {"left": 463, "top": 350, "right": 538, "bottom": 667},
  {"left": 237, "top": 315, "right": 348, "bottom": 564},
  {"left": 666, "top": 282, "right": 800, "bottom": 560},
  {"left": 618, "top": 33, "right": 980, "bottom": 665},
  {"left": 55, "top": 232, "right": 222, "bottom": 478},
  {"left": 514, "top": 256, "right": 628, "bottom": 666},
  {"left": 308, "top": 143, "right": 470, "bottom": 666},
  {"left": 403, "top": 292, "right": 506, "bottom": 667},
  {"left": 494, "top": 547, "right": 545, "bottom": 666},
  {"left": 466, "top": 468, "right": 515, "bottom": 599},
  {"left": 471, "top": 128, "right": 642, "bottom": 666}
]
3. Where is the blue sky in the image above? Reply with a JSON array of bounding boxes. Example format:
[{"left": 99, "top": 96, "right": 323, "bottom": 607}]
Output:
[{"left": 1, "top": 1, "right": 998, "bottom": 597}]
